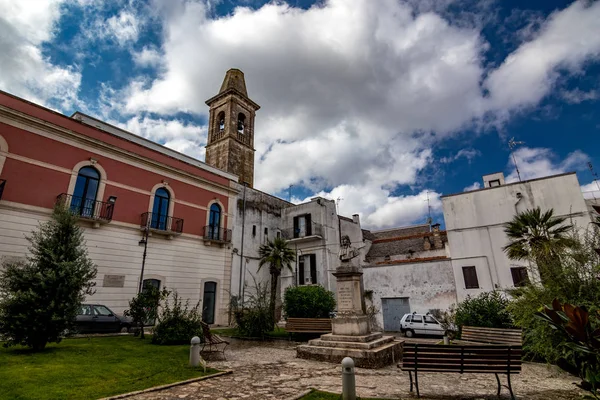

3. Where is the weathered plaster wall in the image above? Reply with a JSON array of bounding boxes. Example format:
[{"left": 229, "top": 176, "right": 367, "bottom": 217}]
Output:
[{"left": 362, "top": 260, "right": 457, "bottom": 330}]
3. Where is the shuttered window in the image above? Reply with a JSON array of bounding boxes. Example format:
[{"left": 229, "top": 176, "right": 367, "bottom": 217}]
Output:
[
  {"left": 298, "top": 254, "right": 317, "bottom": 285},
  {"left": 462, "top": 266, "right": 479, "bottom": 289},
  {"left": 511, "top": 267, "right": 529, "bottom": 287}
]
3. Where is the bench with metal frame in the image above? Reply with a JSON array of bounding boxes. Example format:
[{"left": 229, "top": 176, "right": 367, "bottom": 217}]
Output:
[
  {"left": 200, "top": 321, "right": 229, "bottom": 359},
  {"left": 461, "top": 326, "right": 523, "bottom": 345},
  {"left": 399, "top": 343, "right": 522, "bottom": 399},
  {"left": 286, "top": 318, "right": 331, "bottom": 333}
]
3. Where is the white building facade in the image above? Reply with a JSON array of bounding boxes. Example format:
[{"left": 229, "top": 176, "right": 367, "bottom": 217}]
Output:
[{"left": 442, "top": 172, "right": 592, "bottom": 302}]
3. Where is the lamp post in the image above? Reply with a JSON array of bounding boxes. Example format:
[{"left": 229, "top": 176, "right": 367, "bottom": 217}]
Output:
[{"left": 138, "top": 226, "right": 149, "bottom": 294}]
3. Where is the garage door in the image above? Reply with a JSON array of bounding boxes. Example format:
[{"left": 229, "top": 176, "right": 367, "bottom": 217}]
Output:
[{"left": 382, "top": 297, "right": 410, "bottom": 332}]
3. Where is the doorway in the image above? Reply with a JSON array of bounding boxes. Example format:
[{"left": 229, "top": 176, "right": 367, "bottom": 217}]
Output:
[
  {"left": 382, "top": 297, "right": 410, "bottom": 332},
  {"left": 202, "top": 281, "right": 217, "bottom": 325}
]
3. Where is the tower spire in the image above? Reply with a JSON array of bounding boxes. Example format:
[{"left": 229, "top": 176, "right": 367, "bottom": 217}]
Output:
[{"left": 205, "top": 69, "right": 260, "bottom": 187}]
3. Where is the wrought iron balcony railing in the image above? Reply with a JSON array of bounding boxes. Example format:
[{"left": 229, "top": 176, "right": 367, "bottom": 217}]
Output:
[
  {"left": 203, "top": 225, "right": 232, "bottom": 243},
  {"left": 280, "top": 222, "right": 323, "bottom": 240},
  {"left": 0, "top": 179, "right": 5, "bottom": 201},
  {"left": 141, "top": 212, "right": 184, "bottom": 234},
  {"left": 57, "top": 193, "right": 114, "bottom": 221}
]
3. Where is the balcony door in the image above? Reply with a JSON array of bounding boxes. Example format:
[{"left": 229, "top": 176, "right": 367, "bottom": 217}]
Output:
[
  {"left": 208, "top": 203, "right": 221, "bottom": 240},
  {"left": 72, "top": 166, "right": 100, "bottom": 218},
  {"left": 151, "top": 188, "right": 170, "bottom": 230}
]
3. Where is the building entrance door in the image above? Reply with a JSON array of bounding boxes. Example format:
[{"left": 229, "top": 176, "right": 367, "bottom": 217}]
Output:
[
  {"left": 382, "top": 297, "right": 410, "bottom": 332},
  {"left": 202, "top": 282, "right": 217, "bottom": 325}
]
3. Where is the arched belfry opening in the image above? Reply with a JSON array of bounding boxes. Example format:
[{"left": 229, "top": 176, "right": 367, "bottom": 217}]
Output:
[{"left": 205, "top": 69, "right": 260, "bottom": 187}]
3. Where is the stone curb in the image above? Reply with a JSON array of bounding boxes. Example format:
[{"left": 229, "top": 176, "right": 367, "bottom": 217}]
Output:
[
  {"left": 98, "top": 370, "right": 233, "bottom": 400},
  {"left": 287, "top": 389, "right": 314, "bottom": 400}
]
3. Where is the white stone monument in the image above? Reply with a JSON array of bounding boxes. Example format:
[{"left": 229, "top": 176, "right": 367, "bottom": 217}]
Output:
[{"left": 297, "top": 236, "right": 402, "bottom": 368}]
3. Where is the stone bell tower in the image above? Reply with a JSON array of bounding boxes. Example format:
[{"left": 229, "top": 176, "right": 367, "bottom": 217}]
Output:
[{"left": 205, "top": 69, "right": 260, "bottom": 187}]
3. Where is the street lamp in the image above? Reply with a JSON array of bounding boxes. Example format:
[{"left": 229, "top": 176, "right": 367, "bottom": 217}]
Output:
[{"left": 138, "top": 226, "right": 149, "bottom": 294}]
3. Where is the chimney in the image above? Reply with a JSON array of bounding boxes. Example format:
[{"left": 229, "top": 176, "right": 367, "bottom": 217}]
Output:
[
  {"left": 432, "top": 223, "right": 443, "bottom": 249},
  {"left": 352, "top": 214, "right": 360, "bottom": 224},
  {"left": 423, "top": 237, "right": 431, "bottom": 251}
]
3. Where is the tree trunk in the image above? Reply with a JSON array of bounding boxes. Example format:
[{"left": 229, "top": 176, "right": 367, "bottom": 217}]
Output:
[{"left": 270, "top": 271, "right": 279, "bottom": 328}]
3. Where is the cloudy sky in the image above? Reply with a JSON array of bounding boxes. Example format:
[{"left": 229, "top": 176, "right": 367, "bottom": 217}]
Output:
[{"left": 1, "top": 0, "right": 600, "bottom": 229}]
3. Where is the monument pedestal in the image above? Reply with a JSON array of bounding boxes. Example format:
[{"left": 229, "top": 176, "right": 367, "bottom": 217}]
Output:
[{"left": 296, "top": 265, "right": 402, "bottom": 368}]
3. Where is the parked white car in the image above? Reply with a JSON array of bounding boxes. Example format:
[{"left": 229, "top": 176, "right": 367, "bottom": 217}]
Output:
[{"left": 400, "top": 313, "right": 447, "bottom": 338}]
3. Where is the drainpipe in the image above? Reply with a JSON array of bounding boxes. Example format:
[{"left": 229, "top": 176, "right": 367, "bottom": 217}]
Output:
[{"left": 238, "top": 183, "right": 247, "bottom": 306}]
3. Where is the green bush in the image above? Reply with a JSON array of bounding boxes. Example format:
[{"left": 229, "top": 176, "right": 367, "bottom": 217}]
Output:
[
  {"left": 455, "top": 291, "right": 513, "bottom": 332},
  {"left": 507, "top": 225, "right": 600, "bottom": 364},
  {"left": 151, "top": 291, "right": 203, "bottom": 345},
  {"left": 283, "top": 285, "right": 336, "bottom": 318},
  {"left": 233, "top": 279, "right": 272, "bottom": 338},
  {"left": 124, "top": 286, "right": 169, "bottom": 339}
]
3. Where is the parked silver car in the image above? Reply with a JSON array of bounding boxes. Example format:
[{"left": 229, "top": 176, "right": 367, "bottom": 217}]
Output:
[{"left": 399, "top": 313, "right": 446, "bottom": 338}]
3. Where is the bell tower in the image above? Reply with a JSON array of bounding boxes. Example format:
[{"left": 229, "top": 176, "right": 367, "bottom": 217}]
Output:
[{"left": 205, "top": 69, "right": 260, "bottom": 187}]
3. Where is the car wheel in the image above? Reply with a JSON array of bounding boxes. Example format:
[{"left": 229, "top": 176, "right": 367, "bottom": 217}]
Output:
[
  {"left": 120, "top": 326, "right": 130, "bottom": 333},
  {"left": 405, "top": 329, "right": 415, "bottom": 338}
]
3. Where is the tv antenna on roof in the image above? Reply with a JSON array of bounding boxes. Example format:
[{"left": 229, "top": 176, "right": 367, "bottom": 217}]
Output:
[
  {"left": 425, "top": 190, "right": 432, "bottom": 225},
  {"left": 508, "top": 137, "right": 525, "bottom": 182},
  {"left": 589, "top": 162, "right": 600, "bottom": 192}
]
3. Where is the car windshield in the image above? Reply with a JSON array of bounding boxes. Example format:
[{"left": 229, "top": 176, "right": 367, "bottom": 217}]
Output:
[
  {"left": 412, "top": 314, "right": 423, "bottom": 323},
  {"left": 424, "top": 315, "right": 438, "bottom": 324},
  {"left": 94, "top": 306, "right": 113, "bottom": 316},
  {"left": 405, "top": 315, "right": 411, "bottom": 322}
]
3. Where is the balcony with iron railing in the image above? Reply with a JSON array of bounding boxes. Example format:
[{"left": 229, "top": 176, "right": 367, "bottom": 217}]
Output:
[
  {"left": 140, "top": 212, "right": 184, "bottom": 237},
  {"left": 0, "top": 179, "right": 5, "bottom": 201},
  {"left": 203, "top": 225, "right": 232, "bottom": 246},
  {"left": 57, "top": 193, "right": 114, "bottom": 226},
  {"left": 280, "top": 222, "right": 323, "bottom": 242}
]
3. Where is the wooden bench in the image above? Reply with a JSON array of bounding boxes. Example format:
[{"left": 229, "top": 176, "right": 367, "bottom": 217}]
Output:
[
  {"left": 399, "top": 343, "right": 522, "bottom": 399},
  {"left": 461, "top": 326, "right": 523, "bottom": 345},
  {"left": 200, "top": 321, "right": 229, "bottom": 359},
  {"left": 285, "top": 318, "right": 332, "bottom": 335}
]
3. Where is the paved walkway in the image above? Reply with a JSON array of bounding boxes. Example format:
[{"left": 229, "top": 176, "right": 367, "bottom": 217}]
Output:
[{"left": 131, "top": 338, "right": 581, "bottom": 400}]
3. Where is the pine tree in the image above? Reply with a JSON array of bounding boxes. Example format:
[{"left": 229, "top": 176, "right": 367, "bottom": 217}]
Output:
[{"left": 0, "top": 204, "right": 97, "bottom": 351}]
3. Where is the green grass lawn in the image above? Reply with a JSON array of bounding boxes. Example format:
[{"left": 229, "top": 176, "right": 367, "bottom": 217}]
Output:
[
  {"left": 211, "top": 327, "right": 289, "bottom": 339},
  {"left": 0, "top": 336, "right": 219, "bottom": 400},
  {"left": 300, "top": 389, "right": 392, "bottom": 400}
]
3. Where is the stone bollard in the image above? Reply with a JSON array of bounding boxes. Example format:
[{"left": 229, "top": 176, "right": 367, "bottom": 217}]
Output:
[
  {"left": 190, "top": 336, "right": 201, "bottom": 367},
  {"left": 341, "top": 357, "right": 356, "bottom": 400}
]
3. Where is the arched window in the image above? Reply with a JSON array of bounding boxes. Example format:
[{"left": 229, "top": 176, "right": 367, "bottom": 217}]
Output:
[
  {"left": 72, "top": 166, "right": 100, "bottom": 218},
  {"left": 151, "top": 188, "right": 170, "bottom": 230},
  {"left": 217, "top": 111, "right": 225, "bottom": 131},
  {"left": 208, "top": 203, "right": 222, "bottom": 240},
  {"left": 237, "top": 113, "right": 246, "bottom": 133}
]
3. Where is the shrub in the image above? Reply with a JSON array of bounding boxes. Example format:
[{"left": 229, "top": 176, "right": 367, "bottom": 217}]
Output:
[
  {"left": 283, "top": 285, "right": 336, "bottom": 318},
  {"left": 152, "top": 291, "right": 203, "bottom": 345},
  {"left": 429, "top": 305, "right": 457, "bottom": 338},
  {"left": 455, "top": 291, "right": 513, "bottom": 332},
  {"left": 507, "top": 227, "right": 600, "bottom": 363},
  {"left": 124, "top": 286, "right": 169, "bottom": 339},
  {"left": 0, "top": 205, "right": 97, "bottom": 351},
  {"left": 233, "top": 279, "right": 272, "bottom": 338}
]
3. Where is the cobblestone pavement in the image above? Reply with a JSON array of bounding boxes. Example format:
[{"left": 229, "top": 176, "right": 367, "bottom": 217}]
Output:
[{"left": 130, "top": 338, "right": 581, "bottom": 400}]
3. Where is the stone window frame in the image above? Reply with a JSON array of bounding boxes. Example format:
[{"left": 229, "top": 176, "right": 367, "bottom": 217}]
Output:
[
  {"left": 67, "top": 159, "right": 108, "bottom": 201},
  {"left": 0, "top": 134, "right": 8, "bottom": 175},
  {"left": 147, "top": 183, "right": 176, "bottom": 218}
]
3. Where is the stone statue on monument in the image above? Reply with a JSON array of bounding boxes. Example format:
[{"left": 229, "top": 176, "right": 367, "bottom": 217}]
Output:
[{"left": 338, "top": 235, "right": 360, "bottom": 264}]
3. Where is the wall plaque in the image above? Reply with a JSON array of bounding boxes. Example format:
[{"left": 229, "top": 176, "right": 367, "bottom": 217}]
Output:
[{"left": 103, "top": 274, "right": 125, "bottom": 288}]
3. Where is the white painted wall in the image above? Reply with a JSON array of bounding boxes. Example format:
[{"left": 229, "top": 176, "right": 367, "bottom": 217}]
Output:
[
  {"left": 442, "top": 172, "right": 591, "bottom": 301},
  {"left": 362, "top": 259, "right": 457, "bottom": 330},
  {"left": 0, "top": 205, "right": 232, "bottom": 325}
]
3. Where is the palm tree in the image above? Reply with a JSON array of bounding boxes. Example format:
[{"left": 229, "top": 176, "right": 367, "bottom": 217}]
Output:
[
  {"left": 258, "top": 237, "right": 296, "bottom": 326},
  {"left": 503, "top": 207, "right": 577, "bottom": 282}
]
